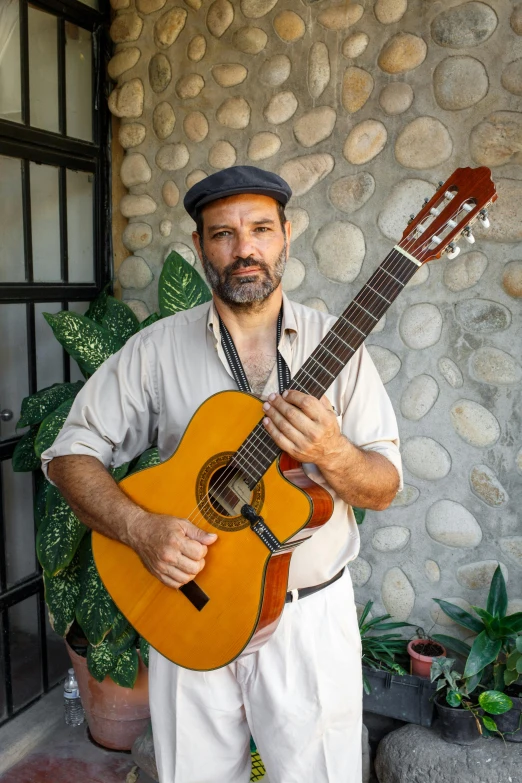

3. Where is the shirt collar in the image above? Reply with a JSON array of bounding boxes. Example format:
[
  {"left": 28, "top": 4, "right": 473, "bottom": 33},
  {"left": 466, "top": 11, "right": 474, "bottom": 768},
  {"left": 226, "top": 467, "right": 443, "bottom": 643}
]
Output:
[{"left": 206, "top": 291, "right": 299, "bottom": 347}]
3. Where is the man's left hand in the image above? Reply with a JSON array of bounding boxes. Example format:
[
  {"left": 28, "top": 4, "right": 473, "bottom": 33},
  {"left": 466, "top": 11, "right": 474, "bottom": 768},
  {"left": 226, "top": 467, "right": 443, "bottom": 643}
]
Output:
[{"left": 262, "top": 390, "right": 343, "bottom": 467}]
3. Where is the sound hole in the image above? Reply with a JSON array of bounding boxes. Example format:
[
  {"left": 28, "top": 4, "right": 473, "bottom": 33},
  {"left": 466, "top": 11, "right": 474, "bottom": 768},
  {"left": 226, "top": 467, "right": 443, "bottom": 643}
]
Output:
[
  {"left": 196, "top": 452, "right": 264, "bottom": 532},
  {"left": 208, "top": 465, "right": 252, "bottom": 517}
]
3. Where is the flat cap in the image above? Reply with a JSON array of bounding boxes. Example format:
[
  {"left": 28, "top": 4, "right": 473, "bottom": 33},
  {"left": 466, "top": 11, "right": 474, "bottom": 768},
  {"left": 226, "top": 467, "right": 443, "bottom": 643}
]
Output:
[{"left": 183, "top": 165, "right": 292, "bottom": 220}]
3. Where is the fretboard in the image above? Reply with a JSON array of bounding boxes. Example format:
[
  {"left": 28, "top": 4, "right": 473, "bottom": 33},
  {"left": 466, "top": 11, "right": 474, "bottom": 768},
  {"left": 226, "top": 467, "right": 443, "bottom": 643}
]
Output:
[{"left": 232, "top": 247, "right": 420, "bottom": 489}]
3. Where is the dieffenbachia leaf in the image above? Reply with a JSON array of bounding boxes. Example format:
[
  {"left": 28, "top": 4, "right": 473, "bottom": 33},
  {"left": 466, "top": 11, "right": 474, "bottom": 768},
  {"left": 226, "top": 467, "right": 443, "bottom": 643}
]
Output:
[
  {"left": 158, "top": 251, "right": 211, "bottom": 317},
  {"left": 138, "top": 313, "right": 161, "bottom": 331},
  {"left": 12, "top": 426, "right": 41, "bottom": 472},
  {"left": 107, "top": 614, "right": 137, "bottom": 656},
  {"left": 34, "top": 398, "right": 74, "bottom": 459},
  {"left": 110, "top": 645, "right": 139, "bottom": 688},
  {"left": 128, "top": 447, "right": 160, "bottom": 475},
  {"left": 37, "top": 486, "right": 87, "bottom": 576},
  {"left": 44, "top": 552, "right": 81, "bottom": 637},
  {"left": 102, "top": 297, "right": 139, "bottom": 344},
  {"left": 17, "top": 381, "right": 84, "bottom": 429},
  {"left": 85, "top": 284, "right": 110, "bottom": 325},
  {"left": 43, "top": 311, "right": 124, "bottom": 376},
  {"left": 76, "top": 535, "right": 119, "bottom": 646},
  {"left": 110, "top": 462, "right": 130, "bottom": 482},
  {"left": 139, "top": 637, "right": 149, "bottom": 667},
  {"left": 34, "top": 473, "right": 50, "bottom": 530},
  {"left": 87, "top": 638, "right": 117, "bottom": 682},
  {"left": 353, "top": 507, "right": 366, "bottom": 525}
]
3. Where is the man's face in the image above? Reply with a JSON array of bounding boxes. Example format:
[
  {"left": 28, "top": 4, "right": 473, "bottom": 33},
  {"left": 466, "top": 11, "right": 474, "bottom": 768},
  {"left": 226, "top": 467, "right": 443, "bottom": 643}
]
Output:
[{"left": 192, "top": 193, "right": 291, "bottom": 308}]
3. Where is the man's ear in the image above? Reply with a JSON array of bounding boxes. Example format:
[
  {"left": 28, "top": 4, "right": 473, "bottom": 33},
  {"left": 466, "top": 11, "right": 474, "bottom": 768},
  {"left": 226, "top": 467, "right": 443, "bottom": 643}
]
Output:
[
  {"left": 284, "top": 220, "right": 292, "bottom": 257},
  {"left": 192, "top": 231, "right": 203, "bottom": 262}
]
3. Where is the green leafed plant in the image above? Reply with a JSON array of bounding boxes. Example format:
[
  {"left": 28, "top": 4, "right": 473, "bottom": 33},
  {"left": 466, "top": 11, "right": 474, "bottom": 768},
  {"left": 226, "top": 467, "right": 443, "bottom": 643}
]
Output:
[
  {"left": 12, "top": 251, "right": 210, "bottom": 687},
  {"left": 359, "top": 600, "right": 415, "bottom": 694}
]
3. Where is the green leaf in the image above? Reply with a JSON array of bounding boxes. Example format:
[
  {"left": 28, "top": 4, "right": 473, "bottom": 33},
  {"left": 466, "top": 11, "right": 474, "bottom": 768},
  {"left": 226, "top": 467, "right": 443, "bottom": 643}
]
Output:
[
  {"left": 363, "top": 673, "right": 371, "bottom": 695},
  {"left": 432, "top": 599, "right": 484, "bottom": 634},
  {"left": 107, "top": 620, "right": 137, "bottom": 656},
  {"left": 486, "top": 565, "right": 508, "bottom": 619},
  {"left": 139, "top": 637, "right": 149, "bottom": 667},
  {"left": 504, "top": 668, "right": 519, "bottom": 686},
  {"left": 478, "top": 690, "right": 513, "bottom": 715},
  {"left": 76, "top": 536, "right": 119, "bottom": 646},
  {"left": 34, "top": 398, "right": 74, "bottom": 459},
  {"left": 507, "top": 651, "right": 521, "bottom": 671},
  {"left": 34, "top": 473, "right": 50, "bottom": 530},
  {"left": 500, "top": 613, "right": 522, "bottom": 634},
  {"left": 138, "top": 313, "right": 161, "bottom": 331},
  {"left": 463, "top": 670, "right": 483, "bottom": 696},
  {"left": 44, "top": 553, "right": 81, "bottom": 637},
  {"left": 517, "top": 656, "right": 522, "bottom": 675},
  {"left": 516, "top": 636, "right": 522, "bottom": 653},
  {"left": 110, "top": 646, "right": 139, "bottom": 688},
  {"left": 43, "top": 311, "right": 124, "bottom": 376},
  {"left": 87, "top": 639, "right": 117, "bottom": 682},
  {"left": 353, "top": 507, "right": 366, "bottom": 525},
  {"left": 464, "top": 631, "right": 502, "bottom": 678},
  {"left": 159, "top": 251, "right": 211, "bottom": 317},
  {"left": 85, "top": 285, "right": 110, "bottom": 324},
  {"left": 446, "top": 690, "right": 462, "bottom": 707},
  {"left": 17, "top": 381, "right": 84, "bottom": 430},
  {"left": 12, "top": 426, "right": 41, "bottom": 471},
  {"left": 482, "top": 716, "right": 498, "bottom": 732},
  {"left": 110, "top": 462, "right": 130, "bottom": 482},
  {"left": 37, "top": 487, "right": 87, "bottom": 576},
  {"left": 128, "top": 447, "right": 160, "bottom": 475},
  {"left": 431, "top": 634, "right": 472, "bottom": 658},
  {"left": 471, "top": 606, "right": 496, "bottom": 630},
  {"left": 102, "top": 297, "right": 139, "bottom": 344},
  {"left": 358, "top": 600, "right": 374, "bottom": 629}
]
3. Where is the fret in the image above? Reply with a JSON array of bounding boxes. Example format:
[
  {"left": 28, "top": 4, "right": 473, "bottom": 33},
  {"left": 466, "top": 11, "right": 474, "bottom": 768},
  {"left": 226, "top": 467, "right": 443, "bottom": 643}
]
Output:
[
  {"left": 328, "top": 329, "right": 357, "bottom": 354},
  {"left": 366, "top": 284, "right": 391, "bottom": 304},
  {"left": 352, "top": 300, "right": 378, "bottom": 320},
  {"left": 338, "top": 314, "right": 365, "bottom": 337},
  {"left": 306, "top": 356, "right": 336, "bottom": 380},
  {"left": 381, "top": 266, "right": 405, "bottom": 286}
]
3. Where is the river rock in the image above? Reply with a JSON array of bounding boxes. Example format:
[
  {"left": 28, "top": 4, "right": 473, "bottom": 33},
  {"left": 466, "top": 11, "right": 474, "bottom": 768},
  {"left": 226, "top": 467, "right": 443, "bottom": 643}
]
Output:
[
  {"left": 120, "top": 194, "right": 157, "bottom": 218},
  {"left": 329, "top": 173, "right": 375, "bottom": 214},
  {"left": 502, "top": 260, "right": 522, "bottom": 297},
  {"left": 372, "top": 526, "right": 410, "bottom": 553},
  {"left": 187, "top": 34, "right": 206, "bottom": 62},
  {"left": 308, "top": 42, "right": 330, "bottom": 99},
  {"left": 470, "top": 112, "right": 522, "bottom": 167},
  {"left": 470, "top": 346, "right": 522, "bottom": 385},
  {"left": 124, "top": 299, "right": 149, "bottom": 321},
  {"left": 378, "top": 178, "right": 436, "bottom": 240},
  {"left": 343, "top": 32, "right": 369, "bottom": 58},
  {"left": 391, "top": 484, "right": 419, "bottom": 507},
  {"left": 185, "top": 170, "right": 206, "bottom": 189},
  {"left": 366, "top": 345, "right": 401, "bottom": 384},
  {"left": 273, "top": 10, "right": 305, "bottom": 42},
  {"left": 375, "top": 0, "right": 407, "bottom": 24},
  {"left": 264, "top": 91, "right": 298, "bottom": 125},
  {"left": 207, "top": 0, "right": 233, "bottom": 38},
  {"left": 108, "top": 47, "right": 141, "bottom": 79},
  {"left": 475, "top": 179, "right": 522, "bottom": 243},
  {"left": 286, "top": 207, "right": 309, "bottom": 240},
  {"left": 247, "top": 132, "right": 281, "bottom": 161},
  {"left": 111, "top": 0, "right": 129, "bottom": 8},
  {"left": 108, "top": 79, "right": 144, "bottom": 118},
  {"left": 381, "top": 568, "right": 415, "bottom": 621},
  {"left": 450, "top": 399, "right": 500, "bottom": 447},
  {"left": 517, "top": 448, "right": 522, "bottom": 475},
  {"left": 426, "top": 500, "right": 482, "bottom": 548},
  {"left": 118, "top": 255, "right": 153, "bottom": 289},
  {"left": 282, "top": 257, "right": 305, "bottom": 292},
  {"left": 185, "top": 0, "right": 201, "bottom": 9},
  {"left": 424, "top": 560, "right": 440, "bottom": 583},
  {"left": 149, "top": 54, "right": 171, "bottom": 93},
  {"left": 399, "top": 303, "right": 442, "bottom": 349},
  {"left": 395, "top": 117, "right": 452, "bottom": 169},
  {"left": 348, "top": 558, "right": 372, "bottom": 587},
  {"left": 431, "top": 597, "right": 473, "bottom": 627},
  {"left": 260, "top": 54, "right": 291, "bottom": 87},
  {"left": 343, "top": 120, "right": 387, "bottom": 165},
  {"left": 379, "top": 82, "right": 413, "bottom": 115},
  {"left": 405, "top": 264, "right": 429, "bottom": 287},
  {"left": 233, "top": 26, "right": 267, "bottom": 54},
  {"left": 372, "top": 315, "right": 386, "bottom": 334},
  {"left": 166, "top": 242, "right": 196, "bottom": 266},
  {"left": 378, "top": 32, "right": 426, "bottom": 74},
  {"left": 342, "top": 67, "right": 373, "bottom": 113},
  {"left": 119, "top": 123, "right": 146, "bottom": 148},
  {"left": 217, "top": 97, "right": 251, "bottom": 128},
  {"left": 455, "top": 298, "right": 511, "bottom": 333},
  {"left": 402, "top": 437, "right": 451, "bottom": 480},
  {"left": 122, "top": 222, "right": 152, "bottom": 251},
  {"left": 120, "top": 152, "right": 151, "bottom": 186},
  {"left": 110, "top": 12, "right": 143, "bottom": 43},
  {"left": 303, "top": 297, "right": 328, "bottom": 312},
  {"left": 501, "top": 58, "right": 522, "bottom": 95},
  {"left": 212, "top": 63, "right": 247, "bottom": 87},
  {"left": 159, "top": 220, "right": 171, "bottom": 237},
  {"left": 179, "top": 215, "right": 196, "bottom": 235},
  {"left": 176, "top": 74, "right": 204, "bottom": 99},
  {"left": 279, "top": 153, "right": 334, "bottom": 196},
  {"left": 431, "top": 2, "right": 498, "bottom": 48},
  {"left": 512, "top": 4, "right": 522, "bottom": 34},
  {"left": 443, "top": 250, "right": 487, "bottom": 291},
  {"left": 240, "top": 0, "right": 277, "bottom": 18},
  {"left": 470, "top": 465, "right": 509, "bottom": 507},
  {"left": 162, "top": 180, "right": 179, "bottom": 207},
  {"left": 183, "top": 111, "right": 208, "bottom": 142},
  {"left": 208, "top": 140, "right": 236, "bottom": 169},
  {"left": 400, "top": 375, "right": 438, "bottom": 420},
  {"left": 155, "top": 7, "right": 187, "bottom": 48},
  {"left": 434, "top": 56, "right": 488, "bottom": 110},
  {"left": 294, "top": 107, "right": 336, "bottom": 148},
  {"left": 137, "top": 0, "right": 165, "bottom": 13},
  {"left": 314, "top": 221, "right": 365, "bottom": 282},
  {"left": 156, "top": 143, "right": 190, "bottom": 171},
  {"left": 438, "top": 357, "right": 463, "bottom": 389},
  {"left": 318, "top": 3, "right": 363, "bottom": 31},
  {"left": 458, "top": 561, "right": 508, "bottom": 590},
  {"left": 500, "top": 538, "right": 522, "bottom": 568}
]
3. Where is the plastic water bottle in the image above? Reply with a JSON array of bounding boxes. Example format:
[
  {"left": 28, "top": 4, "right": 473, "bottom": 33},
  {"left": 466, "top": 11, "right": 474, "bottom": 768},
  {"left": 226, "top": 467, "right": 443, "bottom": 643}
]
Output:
[{"left": 64, "top": 668, "right": 85, "bottom": 726}]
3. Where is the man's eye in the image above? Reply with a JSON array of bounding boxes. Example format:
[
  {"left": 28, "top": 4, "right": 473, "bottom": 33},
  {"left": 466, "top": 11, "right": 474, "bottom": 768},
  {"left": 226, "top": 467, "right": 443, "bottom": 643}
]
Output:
[
  {"left": 255, "top": 227, "right": 269, "bottom": 232},
  {"left": 213, "top": 231, "right": 231, "bottom": 238}
]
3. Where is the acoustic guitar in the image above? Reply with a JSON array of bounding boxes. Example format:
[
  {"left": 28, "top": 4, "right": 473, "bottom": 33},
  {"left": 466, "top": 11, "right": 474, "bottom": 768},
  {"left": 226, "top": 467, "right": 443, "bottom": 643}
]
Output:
[{"left": 93, "top": 166, "right": 497, "bottom": 671}]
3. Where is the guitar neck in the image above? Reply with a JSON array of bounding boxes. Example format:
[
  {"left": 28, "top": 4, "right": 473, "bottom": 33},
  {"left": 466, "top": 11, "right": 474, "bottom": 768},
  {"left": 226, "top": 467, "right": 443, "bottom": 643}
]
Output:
[{"left": 233, "top": 246, "right": 421, "bottom": 489}]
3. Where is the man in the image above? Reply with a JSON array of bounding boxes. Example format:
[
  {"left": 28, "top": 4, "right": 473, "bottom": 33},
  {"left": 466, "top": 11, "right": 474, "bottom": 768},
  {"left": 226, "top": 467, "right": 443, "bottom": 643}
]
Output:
[{"left": 42, "top": 166, "right": 402, "bottom": 783}]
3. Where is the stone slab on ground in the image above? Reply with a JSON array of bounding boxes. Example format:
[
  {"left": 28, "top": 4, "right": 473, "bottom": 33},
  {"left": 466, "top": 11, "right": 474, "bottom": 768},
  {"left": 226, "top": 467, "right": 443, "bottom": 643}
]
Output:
[{"left": 375, "top": 723, "right": 522, "bottom": 783}]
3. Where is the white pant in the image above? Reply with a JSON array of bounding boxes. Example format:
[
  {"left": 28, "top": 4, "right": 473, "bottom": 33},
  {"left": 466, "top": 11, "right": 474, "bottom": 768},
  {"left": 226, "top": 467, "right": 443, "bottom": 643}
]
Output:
[{"left": 149, "top": 569, "right": 363, "bottom": 783}]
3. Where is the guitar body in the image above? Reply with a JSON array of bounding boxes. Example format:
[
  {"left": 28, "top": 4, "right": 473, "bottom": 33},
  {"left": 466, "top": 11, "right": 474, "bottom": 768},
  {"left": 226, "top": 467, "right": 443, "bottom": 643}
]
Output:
[{"left": 92, "top": 390, "right": 334, "bottom": 671}]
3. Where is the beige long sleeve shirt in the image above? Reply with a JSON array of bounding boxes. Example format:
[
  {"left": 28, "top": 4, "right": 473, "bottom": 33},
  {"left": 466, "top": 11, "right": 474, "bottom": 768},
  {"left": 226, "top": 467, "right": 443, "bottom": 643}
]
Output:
[{"left": 42, "top": 293, "right": 402, "bottom": 590}]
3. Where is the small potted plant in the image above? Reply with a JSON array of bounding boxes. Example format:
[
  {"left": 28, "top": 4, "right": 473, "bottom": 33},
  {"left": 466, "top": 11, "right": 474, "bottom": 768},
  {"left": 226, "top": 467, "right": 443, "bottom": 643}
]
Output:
[{"left": 407, "top": 628, "right": 446, "bottom": 678}]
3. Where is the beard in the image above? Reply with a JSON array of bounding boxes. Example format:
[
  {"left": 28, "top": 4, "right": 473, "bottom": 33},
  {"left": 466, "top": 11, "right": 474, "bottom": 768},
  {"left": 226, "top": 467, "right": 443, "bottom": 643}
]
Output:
[{"left": 200, "top": 239, "right": 287, "bottom": 308}]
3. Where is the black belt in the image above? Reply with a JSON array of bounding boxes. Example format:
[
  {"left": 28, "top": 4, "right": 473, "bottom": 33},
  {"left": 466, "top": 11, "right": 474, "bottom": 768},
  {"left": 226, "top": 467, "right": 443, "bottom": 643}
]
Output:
[{"left": 285, "top": 568, "right": 345, "bottom": 604}]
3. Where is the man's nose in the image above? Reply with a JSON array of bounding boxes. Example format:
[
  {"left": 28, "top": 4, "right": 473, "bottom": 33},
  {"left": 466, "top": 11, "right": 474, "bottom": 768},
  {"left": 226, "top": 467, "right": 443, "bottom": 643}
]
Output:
[{"left": 232, "top": 230, "right": 256, "bottom": 259}]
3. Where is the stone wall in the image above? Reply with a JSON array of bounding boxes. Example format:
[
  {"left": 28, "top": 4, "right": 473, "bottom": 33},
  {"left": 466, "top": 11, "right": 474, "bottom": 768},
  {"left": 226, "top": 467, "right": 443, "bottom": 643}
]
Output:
[{"left": 107, "top": 0, "right": 522, "bottom": 631}]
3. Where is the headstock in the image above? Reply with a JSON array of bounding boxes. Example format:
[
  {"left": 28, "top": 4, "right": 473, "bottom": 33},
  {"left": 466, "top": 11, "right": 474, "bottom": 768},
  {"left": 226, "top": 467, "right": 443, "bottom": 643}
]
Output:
[{"left": 399, "top": 167, "right": 497, "bottom": 264}]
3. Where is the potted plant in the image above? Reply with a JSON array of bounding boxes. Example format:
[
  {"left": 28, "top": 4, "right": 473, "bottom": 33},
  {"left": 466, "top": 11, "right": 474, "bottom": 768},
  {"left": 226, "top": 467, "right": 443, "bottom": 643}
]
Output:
[
  {"left": 407, "top": 629, "right": 446, "bottom": 678},
  {"left": 12, "top": 252, "right": 210, "bottom": 749}
]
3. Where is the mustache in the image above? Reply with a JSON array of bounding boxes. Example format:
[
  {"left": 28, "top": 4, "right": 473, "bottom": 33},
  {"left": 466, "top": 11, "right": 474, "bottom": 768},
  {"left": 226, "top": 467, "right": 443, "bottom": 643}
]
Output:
[{"left": 225, "top": 256, "right": 270, "bottom": 275}]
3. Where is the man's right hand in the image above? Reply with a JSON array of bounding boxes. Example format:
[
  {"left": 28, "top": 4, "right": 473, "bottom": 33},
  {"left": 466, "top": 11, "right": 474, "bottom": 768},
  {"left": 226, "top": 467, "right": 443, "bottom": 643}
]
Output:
[{"left": 126, "top": 511, "right": 218, "bottom": 589}]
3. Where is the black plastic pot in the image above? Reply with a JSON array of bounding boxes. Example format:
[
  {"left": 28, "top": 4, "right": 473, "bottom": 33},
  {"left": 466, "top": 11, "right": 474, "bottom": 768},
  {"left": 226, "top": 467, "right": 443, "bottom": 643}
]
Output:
[
  {"left": 363, "top": 666, "right": 437, "bottom": 727},
  {"left": 494, "top": 695, "right": 522, "bottom": 742},
  {"left": 435, "top": 697, "right": 481, "bottom": 745}
]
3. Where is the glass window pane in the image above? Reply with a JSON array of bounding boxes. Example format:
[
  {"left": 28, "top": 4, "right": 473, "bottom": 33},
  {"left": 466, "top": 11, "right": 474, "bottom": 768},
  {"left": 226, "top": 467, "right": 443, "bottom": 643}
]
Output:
[
  {"left": 35, "top": 302, "right": 64, "bottom": 389},
  {"left": 2, "top": 460, "right": 36, "bottom": 588},
  {"left": 78, "top": 0, "right": 98, "bottom": 8},
  {"left": 0, "top": 614, "right": 6, "bottom": 722},
  {"left": 28, "top": 5, "right": 58, "bottom": 133},
  {"left": 67, "top": 170, "right": 94, "bottom": 282},
  {"left": 30, "top": 162, "right": 61, "bottom": 282},
  {"left": 46, "top": 611, "right": 69, "bottom": 689},
  {"left": 65, "top": 24, "right": 92, "bottom": 142},
  {"left": 0, "top": 0, "right": 22, "bottom": 123},
  {"left": 9, "top": 594, "right": 42, "bottom": 711},
  {"left": 0, "top": 304, "right": 28, "bottom": 441},
  {"left": 0, "top": 155, "right": 25, "bottom": 283}
]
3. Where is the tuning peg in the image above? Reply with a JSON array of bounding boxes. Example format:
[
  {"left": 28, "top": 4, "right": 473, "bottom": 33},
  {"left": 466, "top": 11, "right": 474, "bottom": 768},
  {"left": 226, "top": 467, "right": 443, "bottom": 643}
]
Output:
[
  {"left": 479, "top": 209, "right": 490, "bottom": 228},
  {"left": 423, "top": 197, "right": 430, "bottom": 205},
  {"left": 438, "top": 180, "right": 444, "bottom": 188},
  {"left": 463, "top": 227, "right": 475, "bottom": 244},
  {"left": 446, "top": 243, "right": 460, "bottom": 260}
]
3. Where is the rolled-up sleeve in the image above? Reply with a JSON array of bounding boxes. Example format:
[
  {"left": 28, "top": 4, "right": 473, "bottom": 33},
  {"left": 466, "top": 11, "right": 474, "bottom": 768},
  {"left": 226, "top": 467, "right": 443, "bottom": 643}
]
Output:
[{"left": 41, "top": 332, "right": 159, "bottom": 479}]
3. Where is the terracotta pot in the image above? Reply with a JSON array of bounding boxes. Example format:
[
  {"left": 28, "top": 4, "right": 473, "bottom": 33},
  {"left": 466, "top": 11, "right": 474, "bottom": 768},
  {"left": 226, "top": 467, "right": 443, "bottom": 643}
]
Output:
[
  {"left": 67, "top": 643, "right": 150, "bottom": 750},
  {"left": 407, "top": 638, "right": 446, "bottom": 678}
]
